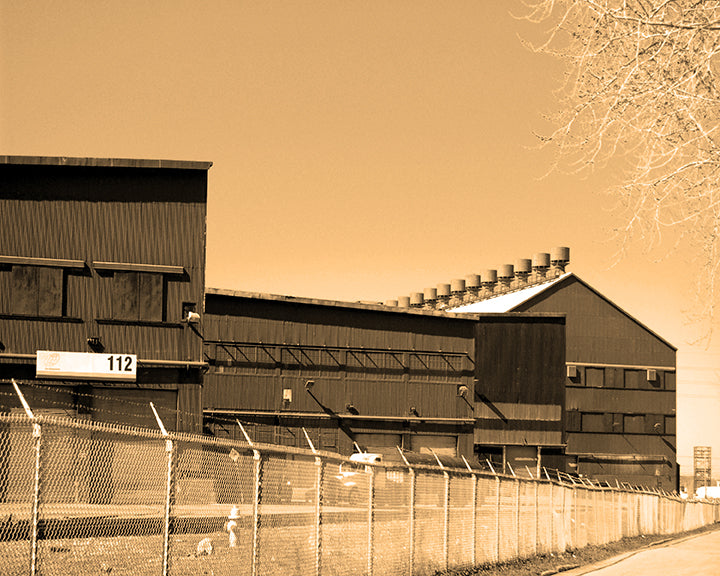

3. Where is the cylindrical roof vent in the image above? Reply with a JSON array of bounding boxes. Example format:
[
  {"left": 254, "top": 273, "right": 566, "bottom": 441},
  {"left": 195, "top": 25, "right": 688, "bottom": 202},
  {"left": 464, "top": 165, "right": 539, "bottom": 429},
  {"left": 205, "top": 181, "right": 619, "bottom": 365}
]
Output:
[
  {"left": 424, "top": 287, "right": 437, "bottom": 301},
  {"left": 550, "top": 246, "right": 570, "bottom": 275},
  {"left": 515, "top": 259, "right": 532, "bottom": 274},
  {"left": 384, "top": 299, "right": 398, "bottom": 307},
  {"left": 481, "top": 269, "right": 497, "bottom": 284},
  {"left": 451, "top": 278, "right": 466, "bottom": 293},
  {"left": 532, "top": 252, "right": 551, "bottom": 268},
  {"left": 437, "top": 283, "right": 451, "bottom": 298},
  {"left": 410, "top": 292, "right": 424, "bottom": 307},
  {"left": 398, "top": 296, "right": 411, "bottom": 308},
  {"left": 498, "top": 264, "right": 514, "bottom": 279},
  {"left": 551, "top": 246, "right": 570, "bottom": 264},
  {"left": 465, "top": 274, "right": 480, "bottom": 289}
]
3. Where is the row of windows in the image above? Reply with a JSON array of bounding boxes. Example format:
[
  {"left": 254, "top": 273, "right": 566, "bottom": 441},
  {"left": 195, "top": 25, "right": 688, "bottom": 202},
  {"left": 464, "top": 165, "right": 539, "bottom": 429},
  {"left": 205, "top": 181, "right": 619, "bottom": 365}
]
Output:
[
  {"left": 566, "top": 411, "right": 675, "bottom": 435},
  {"left": 568, "top": 366, "right": 675, "bottom": 391},
  {"left": 2, "top": 263, "right": 186, "bottom": 322}
]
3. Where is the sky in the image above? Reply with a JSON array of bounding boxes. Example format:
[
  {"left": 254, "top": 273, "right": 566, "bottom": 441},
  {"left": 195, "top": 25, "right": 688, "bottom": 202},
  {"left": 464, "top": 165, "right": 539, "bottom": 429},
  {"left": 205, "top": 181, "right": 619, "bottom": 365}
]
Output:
[{"left": 1, "top": 1, "right": 718, "bottom": 479}]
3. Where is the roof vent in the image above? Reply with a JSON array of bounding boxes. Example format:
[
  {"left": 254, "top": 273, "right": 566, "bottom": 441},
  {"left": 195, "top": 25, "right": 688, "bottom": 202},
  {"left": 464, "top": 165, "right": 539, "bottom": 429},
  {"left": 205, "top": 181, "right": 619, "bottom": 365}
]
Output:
[
  {"left": 515, "top": 259, "right": 531, "bottom": 285},
  {"left": 450, "top": 279, "right": 466, "bottom": 307},
  {"left": 410, "top": 292, "right": 424, "bottom": 308},
  {"left": 532, "top": 253, "right": 550, "bottom": 279},
  {"left": 465, "top": 274, "right": 480, "bottom": 301},
  {"left": 423, "top": 287, "right": 437, "bottom": 309},
  {"left": 498, "top": 264, "right": 514, "bottom": 291},
  {"left": 436, "top": 283, "right": 451, "bottom": 308},
  {"left": 398, "top": 296, "right": 411, "bottom": 308},
  {"left": 481, "top": 269, "right": 497, "bottom": 296},
  {"left": 551, "top": 246, "right": 570, "bottom": 276},
  {"left": 384, "top": 299, "right": 398, "bottom": 307}
]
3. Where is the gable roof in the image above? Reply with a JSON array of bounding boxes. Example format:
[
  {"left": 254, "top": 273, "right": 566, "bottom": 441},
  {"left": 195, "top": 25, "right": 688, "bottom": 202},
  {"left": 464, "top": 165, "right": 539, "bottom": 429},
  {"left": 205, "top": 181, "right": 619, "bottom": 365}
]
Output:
[{"left": 450, "top": 272, "right": 676, "bottom": 351}]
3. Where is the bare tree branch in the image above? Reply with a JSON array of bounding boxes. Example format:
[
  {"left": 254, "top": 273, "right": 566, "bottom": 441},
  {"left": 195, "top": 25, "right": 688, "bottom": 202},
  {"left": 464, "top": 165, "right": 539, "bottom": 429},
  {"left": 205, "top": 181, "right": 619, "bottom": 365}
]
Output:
[{"left": 523, "top": 0, "right": 720, "bottom": 341}]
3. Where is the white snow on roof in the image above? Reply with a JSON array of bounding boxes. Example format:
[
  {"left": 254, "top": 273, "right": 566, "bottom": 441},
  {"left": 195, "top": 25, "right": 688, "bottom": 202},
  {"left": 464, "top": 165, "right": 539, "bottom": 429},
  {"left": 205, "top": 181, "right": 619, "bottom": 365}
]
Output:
[{"left": 449, "top": 273, "right": 571, "bottom": 313}]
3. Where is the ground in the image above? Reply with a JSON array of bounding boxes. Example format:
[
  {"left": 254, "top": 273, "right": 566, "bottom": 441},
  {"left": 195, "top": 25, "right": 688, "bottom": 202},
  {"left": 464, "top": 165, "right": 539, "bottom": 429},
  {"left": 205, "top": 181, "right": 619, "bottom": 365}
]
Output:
[{"left": 440, "top": 523, "right": 720, "bottom": 576}]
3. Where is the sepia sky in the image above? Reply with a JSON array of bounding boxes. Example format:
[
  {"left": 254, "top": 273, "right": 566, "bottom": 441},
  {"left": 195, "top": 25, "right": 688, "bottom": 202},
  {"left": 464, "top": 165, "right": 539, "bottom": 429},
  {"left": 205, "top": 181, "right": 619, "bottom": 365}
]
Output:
[{"left": 1, "top": 1, "right": 718, "bottom": 477}]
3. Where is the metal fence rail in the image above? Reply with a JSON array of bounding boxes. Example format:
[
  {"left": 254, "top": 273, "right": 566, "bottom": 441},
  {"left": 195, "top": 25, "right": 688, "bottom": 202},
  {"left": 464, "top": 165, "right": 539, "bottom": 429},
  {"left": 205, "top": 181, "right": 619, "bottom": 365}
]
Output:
[{"left": 0, "top": 412, "right": 718, "bottom": 576}]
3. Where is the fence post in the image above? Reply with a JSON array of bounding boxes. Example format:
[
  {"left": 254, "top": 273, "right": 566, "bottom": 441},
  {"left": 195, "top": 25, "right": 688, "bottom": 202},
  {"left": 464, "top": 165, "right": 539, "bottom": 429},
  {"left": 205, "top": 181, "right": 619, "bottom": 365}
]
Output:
[
  {"left": 472, "top": 473, "right": 478, "bottom": 566},
  {"left": 367, "top": 465, "right": 375, "bottom": 576},
  {"left": 314, "top": 455, "right": 323, "bottom": 576},
  {"left": 150, "top": 402, "right": 175, "bottom": 576},
  {"left": 13, "top": 380, "right": 42, "bottom": 576},
  {"left": 431, "top": 449, "right": 450, "bottom": 572},
  {"left": 496, "top": 475, "right": 501, "bottom": 563},
  {"left": 515, "top": 478, "right": 521, "bottom": 559},
  {"left": 398, "top": 448, "right": 415, "bottom": 576},
  {"left": 534, "top": 478, "right": 539, "bottom": 556},
  {"left": 251, "top": 449, "right": 261, "bottom": 576}
]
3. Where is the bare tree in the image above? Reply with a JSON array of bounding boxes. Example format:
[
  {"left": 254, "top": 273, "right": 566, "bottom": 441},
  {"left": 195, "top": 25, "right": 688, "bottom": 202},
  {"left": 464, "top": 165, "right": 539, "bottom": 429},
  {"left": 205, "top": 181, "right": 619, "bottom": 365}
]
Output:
[{"left": 522, "top": 1, "right": 720, "bottom": 338}]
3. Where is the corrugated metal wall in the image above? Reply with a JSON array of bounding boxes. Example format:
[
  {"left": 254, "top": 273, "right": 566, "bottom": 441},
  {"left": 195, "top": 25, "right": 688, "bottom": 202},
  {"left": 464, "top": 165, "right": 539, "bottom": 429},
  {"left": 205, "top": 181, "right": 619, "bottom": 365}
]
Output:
[
  {"left": 473, "top": 316, "right": 566, "bottom": 448},
  {"left": 0, "top": 163, "right": 207, "bottom": 361},
  {"left": 515, "top": 277, "right": 678, "bottom": 489},
  {"left": 0, "top": 161, "right": 209, "bottom": 434}
]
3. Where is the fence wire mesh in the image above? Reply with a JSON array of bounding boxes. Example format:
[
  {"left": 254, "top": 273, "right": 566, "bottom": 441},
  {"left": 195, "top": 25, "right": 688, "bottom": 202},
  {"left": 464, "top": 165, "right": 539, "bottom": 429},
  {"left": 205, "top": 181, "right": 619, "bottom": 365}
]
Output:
[{"left": 0, "top": 412, "right": 719, "bottom": 576}]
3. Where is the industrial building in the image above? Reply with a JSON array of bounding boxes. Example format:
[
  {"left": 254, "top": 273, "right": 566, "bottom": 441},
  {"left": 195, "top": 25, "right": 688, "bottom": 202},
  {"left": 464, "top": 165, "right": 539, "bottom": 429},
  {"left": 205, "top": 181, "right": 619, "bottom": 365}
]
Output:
[
  {"left": 408, "top": 250, "right": 677, "bottom": 490},
  {"left": 0, "top": 156, "right": 677, "bottom": 489},
  {"left": 0, "top": 156, "right": 210, "bottom": 432}
]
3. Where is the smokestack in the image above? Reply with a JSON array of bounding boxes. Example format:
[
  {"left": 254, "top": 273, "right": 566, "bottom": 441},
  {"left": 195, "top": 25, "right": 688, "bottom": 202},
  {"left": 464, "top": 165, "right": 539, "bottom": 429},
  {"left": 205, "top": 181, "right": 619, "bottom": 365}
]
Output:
[
  {"left": 551, "top": 246, "right": 570, "bottom": 276},
  {"left": 410, "top": 292, "right": 424, "bottom": 308},
  {"left": 498, "top": 264, "right": 514, "bottom": 291},
  {"left": 436, "top": 283, "right": 451, "bottom": 308},
  {"left": 423, "top": 287, "right": 437, "bottom": 310},
  {"left": 465, "top": 274, "right": 480, "bottom": 302},
  {"left": 532, "top": 252, "right": 550, "bottom": 280},
  {"left": 450, "top": 278, "right": 466, "bottom": 307},
  {"left": 515, "top": 259, "right": 531, "bottom": 286}
]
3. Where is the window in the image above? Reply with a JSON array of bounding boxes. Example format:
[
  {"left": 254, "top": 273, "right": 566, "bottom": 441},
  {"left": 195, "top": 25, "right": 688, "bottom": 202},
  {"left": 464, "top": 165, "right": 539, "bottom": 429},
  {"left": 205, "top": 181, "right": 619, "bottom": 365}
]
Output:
[
  {"left": 566, "top": 410, "right": 581, "bottom": 432},
  {"left": 1, "top": 256, "right": 85, "bottom": 318},
  {"left": 112, "top": 271, "right": 163, "bottom": 321},
  {"left": 93, "top": 261, "right": 185, "bottom": 323},
  {"left": 581, "top": 413, "right": 604, "bottom": 432},
  {"left": 624, "top": 414, "right": 645, "bottom": 434},
  {"left": 11, "top": 265, "right": 64, "bottom": 316},
  {"left": 586, "top": 368, "right": 604, "bottom": 388}
]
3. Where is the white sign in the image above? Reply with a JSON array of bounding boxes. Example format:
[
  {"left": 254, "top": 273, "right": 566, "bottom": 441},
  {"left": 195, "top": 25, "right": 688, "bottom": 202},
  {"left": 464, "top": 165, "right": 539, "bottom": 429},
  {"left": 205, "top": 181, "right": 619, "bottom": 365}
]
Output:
[{"left": 36, "top": 350, "right": 137, "bottom": 381}]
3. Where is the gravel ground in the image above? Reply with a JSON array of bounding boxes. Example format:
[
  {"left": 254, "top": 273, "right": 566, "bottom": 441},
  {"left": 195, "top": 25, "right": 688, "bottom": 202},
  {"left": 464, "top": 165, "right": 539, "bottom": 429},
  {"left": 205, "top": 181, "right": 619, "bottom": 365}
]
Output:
[{"left": 440, "top": 523, "right": 720, "bottom": 576}]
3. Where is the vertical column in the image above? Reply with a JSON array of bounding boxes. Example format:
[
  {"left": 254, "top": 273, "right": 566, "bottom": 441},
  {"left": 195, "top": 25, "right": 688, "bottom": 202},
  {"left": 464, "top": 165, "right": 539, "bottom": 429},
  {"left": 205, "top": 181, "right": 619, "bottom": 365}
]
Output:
[
  {"left": 471, "top": 474, "right": 478, "bottom": 566},
  {"left": 367, "top": 465, "right": 375, "bottom": 576},
  {"left": 534, "top": 479, "right": 539, "bottom": 556},
  {"left": 408, "top": 467, "right": 416, "bottom": 576},
  {"left": 251, "top": 449, "right": 262, "bottom": 576},
  {"left": 496, "top": 476, "right": 501, "bottom": 562},
  {"left": 29, "top": 421, "right": 42, "bottom": 576},
  {"left": 314, "top": 456, "right": 323, "bottom": 576},
  {"left": 443, "top": 470, "right": 450, "bottom": 572},
  {"left": 515, "top": 479, "right": 521, "bottom": 558},
  {"left": 161, "top": 437, "right": 176, "bottom": 576}
]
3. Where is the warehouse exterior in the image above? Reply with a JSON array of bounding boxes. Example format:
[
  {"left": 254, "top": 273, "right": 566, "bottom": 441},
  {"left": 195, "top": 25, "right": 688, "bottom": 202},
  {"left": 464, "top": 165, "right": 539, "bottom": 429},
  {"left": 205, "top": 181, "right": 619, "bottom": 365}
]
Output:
[
  {"left": 449, "top": 260, "right": 677, "bottom": 490},
  {"left": 0, "top": 156, "right": 211, "bottom": 432},
  {"left": 0, "top": 157, "right": 676, "bottom": 490}
]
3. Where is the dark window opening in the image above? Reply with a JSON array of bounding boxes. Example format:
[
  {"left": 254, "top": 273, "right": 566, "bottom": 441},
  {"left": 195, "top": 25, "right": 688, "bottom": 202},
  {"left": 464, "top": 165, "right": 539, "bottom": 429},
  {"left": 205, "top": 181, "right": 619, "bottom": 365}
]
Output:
[
  {"left": 10, "top": 265, "right": 65, "bottom": 317},
  {"left": 112, "top": 271, "right": 165, "bottom": 321}
]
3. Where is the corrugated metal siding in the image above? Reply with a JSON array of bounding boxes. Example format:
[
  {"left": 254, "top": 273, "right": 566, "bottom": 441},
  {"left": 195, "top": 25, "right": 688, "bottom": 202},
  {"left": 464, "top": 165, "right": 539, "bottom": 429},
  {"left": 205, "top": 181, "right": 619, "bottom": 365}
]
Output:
[
  {"left": 474, "top": 318, "right": 566, "bottom": 405},
  {"left": 566, "top": 388, "right": 675, "bottom": 414},
  {"left": 515, "top": 278, "right": 676, "bottom": 366},
  {"left": 0, "top": 165, "right": 207, "bottom": 361},
  {"left": 203, "top": 297, "right": 476, "bottom": 420}
]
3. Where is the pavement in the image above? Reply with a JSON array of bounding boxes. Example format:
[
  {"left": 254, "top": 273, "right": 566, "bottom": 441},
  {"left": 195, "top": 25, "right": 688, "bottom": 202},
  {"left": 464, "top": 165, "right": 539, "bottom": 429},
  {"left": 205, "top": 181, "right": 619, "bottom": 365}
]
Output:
[{"left": 564, "top": 527, "right": 720, "bottom": 576}]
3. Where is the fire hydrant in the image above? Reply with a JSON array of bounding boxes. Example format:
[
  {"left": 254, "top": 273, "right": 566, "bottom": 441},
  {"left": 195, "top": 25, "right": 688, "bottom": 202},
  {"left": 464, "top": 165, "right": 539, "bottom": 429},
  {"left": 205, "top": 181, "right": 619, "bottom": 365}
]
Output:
[{"left": 226, "top": 505, "right": 240, "bottom": 548}]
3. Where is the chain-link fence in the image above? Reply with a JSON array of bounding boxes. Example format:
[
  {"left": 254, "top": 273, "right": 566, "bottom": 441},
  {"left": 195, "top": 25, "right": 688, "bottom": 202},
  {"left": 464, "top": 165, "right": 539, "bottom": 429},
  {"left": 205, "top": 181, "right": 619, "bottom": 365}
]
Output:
[{"left": 0, "top": 411, "right": 718, "bottom": 576}]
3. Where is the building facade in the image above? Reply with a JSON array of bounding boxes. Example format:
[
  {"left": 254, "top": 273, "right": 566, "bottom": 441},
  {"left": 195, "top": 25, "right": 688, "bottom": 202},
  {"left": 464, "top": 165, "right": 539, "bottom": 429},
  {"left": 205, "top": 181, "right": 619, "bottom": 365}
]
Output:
[
  {"left": 0, "top": 156, "right": 211, "bottom": 432},
  {"left": 452, "top": 270, "right": 677, "bottom": 490}
]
